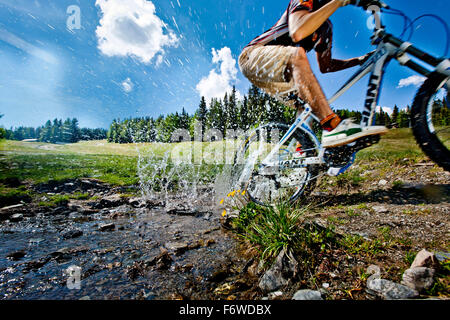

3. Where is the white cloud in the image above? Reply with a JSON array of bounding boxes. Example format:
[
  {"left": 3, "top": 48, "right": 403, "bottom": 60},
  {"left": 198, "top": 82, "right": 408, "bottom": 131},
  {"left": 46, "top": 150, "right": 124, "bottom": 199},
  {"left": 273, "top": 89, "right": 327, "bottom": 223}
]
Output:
[
  {"left": 95, "top": 0, "right": 179, "bottom": 64},
  {"left": 196, "top": 47, "right": 242, "bottom": 103},
  {"left": 397, "top": 75, "right": 426, "bottom": 88},
  {"left": 121, "top": 78, "right": 133, "bottom": 93},
  {"left": 376, "top": 106, "right": 393, "bottom": 115}
]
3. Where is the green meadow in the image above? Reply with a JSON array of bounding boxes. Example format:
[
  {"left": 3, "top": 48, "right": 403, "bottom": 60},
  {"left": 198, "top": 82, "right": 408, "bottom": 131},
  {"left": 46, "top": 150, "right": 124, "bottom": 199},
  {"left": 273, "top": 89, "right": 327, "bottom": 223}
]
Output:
[{"left": 0, "top": 128, "right": 429, "bottom": 186}]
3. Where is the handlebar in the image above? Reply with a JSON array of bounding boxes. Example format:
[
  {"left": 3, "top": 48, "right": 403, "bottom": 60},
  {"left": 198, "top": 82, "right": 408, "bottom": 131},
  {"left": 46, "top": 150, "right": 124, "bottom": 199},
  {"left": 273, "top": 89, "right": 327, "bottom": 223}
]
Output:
[{"left": 352, "top": 0, "right": 390, "bottom": 10}]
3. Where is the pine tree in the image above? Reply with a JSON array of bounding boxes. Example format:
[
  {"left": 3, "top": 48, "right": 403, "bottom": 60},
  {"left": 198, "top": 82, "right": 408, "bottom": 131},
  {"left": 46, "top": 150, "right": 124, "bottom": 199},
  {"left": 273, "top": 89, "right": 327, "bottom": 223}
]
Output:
[
  {"left": 227, "top": 87, "right": 239, "bottom": 132},
  {"left": 392, "top": 105, "right": 399, "bottom": 127},
  {"left": 197, "top": 96, "right": 208, "bottom": 138},
  {"left": 70, "top": 118, "right": 80, "bottom": 143},
  {"left": 61, "top": 118, "right": 72, "bottom": 143},
  {"left": 239, "top": 96, "right": 249, "bottom": 130},
  {"left": 40, "top": 120, "right": 52, "bottom": 142}
]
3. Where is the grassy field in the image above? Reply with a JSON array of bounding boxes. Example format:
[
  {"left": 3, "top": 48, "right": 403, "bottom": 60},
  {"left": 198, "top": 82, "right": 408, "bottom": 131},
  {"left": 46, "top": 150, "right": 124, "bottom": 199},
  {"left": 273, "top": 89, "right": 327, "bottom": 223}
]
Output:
[{"left": 0, "top": 128, "right": 430, "bottom": 186}]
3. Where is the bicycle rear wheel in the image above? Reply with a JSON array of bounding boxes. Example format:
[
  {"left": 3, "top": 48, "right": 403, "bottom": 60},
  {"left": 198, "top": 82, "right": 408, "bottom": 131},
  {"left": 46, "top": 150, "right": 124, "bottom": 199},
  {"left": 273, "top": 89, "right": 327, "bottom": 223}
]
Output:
[
  {"left": 232, "top": 123, "right": 321, "bottom": 206},
  {"left": 411, "top": 72, "right": 450, "bottom": 171}
]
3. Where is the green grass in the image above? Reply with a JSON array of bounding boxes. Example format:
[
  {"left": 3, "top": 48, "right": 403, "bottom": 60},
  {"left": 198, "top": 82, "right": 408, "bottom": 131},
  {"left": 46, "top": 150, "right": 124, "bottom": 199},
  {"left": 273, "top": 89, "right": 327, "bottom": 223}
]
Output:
[
  {"left": 0, "top": 153, "right": 139, "bottom": 185},
  {"left": 37, "top": 192, "right": 92, "bottom": 207},
  {"left": 38, "top": 194, "right": 70, "bottom": 207},
  {"left": 404, "top": 250, "right": 417, "bottom": 265},
  {"left": 425, "top": 259, "right": 450, "bottom": 297},
  {"left": 232, "top": 202, "right": 339, "bottom": 263},
  {"left": 0, "top": 139, "right": 238, "bottom": 187},
  {"left": 233, "top": 202, "right": 307, "bottom": 261},
  {"left": 338, "top": 234, "right": 386, "bottom": 257},
  {"left": 356, "top": 128, "right": 426, "bottom": 163},
  {"left": 0, "top": 185, "right": 32, "bottom": 206}
]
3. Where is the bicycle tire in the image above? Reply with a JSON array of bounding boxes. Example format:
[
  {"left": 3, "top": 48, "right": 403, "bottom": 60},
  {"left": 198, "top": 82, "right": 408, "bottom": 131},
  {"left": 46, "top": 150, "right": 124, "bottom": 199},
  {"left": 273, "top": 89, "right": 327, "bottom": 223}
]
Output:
[
  {"left": 232, "top": 123, "right": 320, "bottom": 206},
  {"left": 411, "top": 72, "right": 450, "bottom": 171}
]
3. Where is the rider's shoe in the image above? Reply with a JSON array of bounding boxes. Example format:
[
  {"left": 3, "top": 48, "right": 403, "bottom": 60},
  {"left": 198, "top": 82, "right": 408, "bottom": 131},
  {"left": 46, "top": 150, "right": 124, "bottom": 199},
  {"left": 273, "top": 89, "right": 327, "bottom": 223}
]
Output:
[{"left": 322, "top": 119, "right": 388, "bottom": 148}]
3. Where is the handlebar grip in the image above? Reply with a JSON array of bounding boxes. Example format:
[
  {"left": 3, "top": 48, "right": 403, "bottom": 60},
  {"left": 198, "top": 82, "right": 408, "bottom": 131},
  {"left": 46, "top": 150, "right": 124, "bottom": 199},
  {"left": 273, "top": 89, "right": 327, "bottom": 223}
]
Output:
[{"left": 352, "top": 0, "right": 389, "bottom": 10}]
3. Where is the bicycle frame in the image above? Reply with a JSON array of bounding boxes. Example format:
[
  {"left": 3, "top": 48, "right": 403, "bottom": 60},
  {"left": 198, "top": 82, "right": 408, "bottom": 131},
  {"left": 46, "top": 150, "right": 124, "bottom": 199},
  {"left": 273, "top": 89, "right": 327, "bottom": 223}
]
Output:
[{"left": 260, "top": 11, "right": 450, "bottom": 174}]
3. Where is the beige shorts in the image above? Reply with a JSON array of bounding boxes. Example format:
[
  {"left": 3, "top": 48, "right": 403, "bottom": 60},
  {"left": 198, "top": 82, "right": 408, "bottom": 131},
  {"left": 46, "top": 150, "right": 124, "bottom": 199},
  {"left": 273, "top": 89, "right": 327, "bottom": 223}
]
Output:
[{"left": 238, "top": 45, "right": 298, "bottom": 107}]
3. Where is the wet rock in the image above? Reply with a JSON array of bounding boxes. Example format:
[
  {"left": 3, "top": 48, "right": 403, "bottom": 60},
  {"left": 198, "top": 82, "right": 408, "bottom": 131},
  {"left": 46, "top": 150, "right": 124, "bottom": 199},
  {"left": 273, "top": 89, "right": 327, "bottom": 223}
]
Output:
[
  {"left": 144, "top": 199, "right": 165, "bottom": 208},
  {"left": 94, "top": 247, "right": 115, "bottom": 255},
  {"left": 6, "top": 250, "right": 26, "bottom": 261},
  {"left": 106, "top": 262, "right": 122, "bottom": 270},
  {"left": 247, "top": 260, "right": 264, "bottom": 278},
  {"left": 155, "top": 249, "right": 173, "bottom": 270},
  {"left": 128, "top": 197, "right": 145, "bottom": 208},
  {"left": 366, "top": 279, "right": 419, "bottom": 300},
  {"left": 81, "top": 209, "right": 100, "bottom": 216},
  {"left": 268, "top": 291, "right": 283, "bottom": 299},
  {"left": 165, "top": 241, "right": 189, "bottom": 255},
  {"left": 95, "top": 195, "right": 124, "bottom": 209},
  {"left": 258, "top": 249, "right": 298, "bottom": 293},
  {"left": 208, "top": 270, "right": 230, "bottom": 283},
  {"left": 56, "top": 246, "right": 89, "bottom": 255},
  {"left": 108, "top": 205, "right": 133, "bottom": 219},
  {"left": 126, "top": 261, "right": 148, "bottom": 281},
  {"left": 52, "top": 206, "right": 68, "bottom": 215},
  {"left": 372, "top": 205, "right": 389, "bottom": 213},
  {"left": 214, "top": 282, "right": 235, "bottom": 295},
  {"left": 62, "top": 229, "right": 83, "bottom": 239},
  {"left": 49, "top": 250, "right": 72, "bottom": 264},
  {"left": 292, "top": 289, "right": 323, "bottom": 300},
  {"left": 82, "top": 264, "right": 104, "bottom": 280},
  {"left": 410, "top": 249, "right": 440, "bottom": 269},
  {"left": 0, "top": 204, "right": 24, "bottom": 211},
  {"left": 23, "top": 256, "right": 52, "bottom": 272},
  {"left": 401, "top": 267, "right": 435, "bottom": 292},
  {"left": 166, "top": 207, "right": 199, "bottom": 216},
  {"left": 177, "top": 263, "right": 193, "bottom": 272},
  {"left": 99, "top": 223, "right": 115, "bottom": 232},
  {"left": 80, "top": 178, "right": 105, "bottom": 190},
  {"left": 10, "top": 213, "right": 24, "bottom": 222},
  {"left": 145, "top": 248, "right": 173, "bottom": 271}
]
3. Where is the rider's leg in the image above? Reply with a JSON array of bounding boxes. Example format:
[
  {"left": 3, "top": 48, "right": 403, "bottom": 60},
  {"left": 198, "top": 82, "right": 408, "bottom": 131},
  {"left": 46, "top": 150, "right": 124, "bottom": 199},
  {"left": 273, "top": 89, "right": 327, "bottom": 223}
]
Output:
[
  {"left": 286, "top": 47, "right": 341, "bottom": 131},
  {"left": 286, "top": 47, "right": 388, "bottom": 148}
]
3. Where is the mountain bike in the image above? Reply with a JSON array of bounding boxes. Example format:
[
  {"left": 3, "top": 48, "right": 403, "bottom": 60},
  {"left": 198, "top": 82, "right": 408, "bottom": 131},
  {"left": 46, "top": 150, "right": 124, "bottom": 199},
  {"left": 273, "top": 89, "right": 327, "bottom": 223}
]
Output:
[{"left": 232, "top": 0, "right": 450, "bottom": 207}]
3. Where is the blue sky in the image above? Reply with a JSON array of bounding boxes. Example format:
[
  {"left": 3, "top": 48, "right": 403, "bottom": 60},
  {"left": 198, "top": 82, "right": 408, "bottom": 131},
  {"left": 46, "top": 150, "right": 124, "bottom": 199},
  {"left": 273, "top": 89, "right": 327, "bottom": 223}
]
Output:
[{"left": 0, "top": 0, "right": 449, "bottom": 129}]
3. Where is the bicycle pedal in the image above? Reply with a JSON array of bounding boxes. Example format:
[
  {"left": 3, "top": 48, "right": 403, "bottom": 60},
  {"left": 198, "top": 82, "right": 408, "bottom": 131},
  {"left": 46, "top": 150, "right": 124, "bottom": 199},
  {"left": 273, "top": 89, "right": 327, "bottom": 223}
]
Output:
[
  {"left": 324, "top": 135, "right": 381, "bottom": 168},
  {"left": 351, "top": 135, "right": 381, "bottom": 152}
]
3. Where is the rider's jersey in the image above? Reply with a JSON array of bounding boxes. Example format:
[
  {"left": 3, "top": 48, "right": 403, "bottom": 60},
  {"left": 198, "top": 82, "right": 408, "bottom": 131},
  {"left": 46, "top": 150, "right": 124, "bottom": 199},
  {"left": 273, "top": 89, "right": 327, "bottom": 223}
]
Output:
[{"left": 245, "top": 0, "right": 333, "bottom": 53}]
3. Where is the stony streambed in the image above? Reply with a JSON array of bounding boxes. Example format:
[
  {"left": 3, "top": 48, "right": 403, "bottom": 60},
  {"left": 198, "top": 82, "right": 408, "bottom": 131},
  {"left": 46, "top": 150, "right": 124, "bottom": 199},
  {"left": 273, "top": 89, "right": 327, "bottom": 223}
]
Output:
[{"left": 0, "top": 179, "right": 257, "bottom": 300}]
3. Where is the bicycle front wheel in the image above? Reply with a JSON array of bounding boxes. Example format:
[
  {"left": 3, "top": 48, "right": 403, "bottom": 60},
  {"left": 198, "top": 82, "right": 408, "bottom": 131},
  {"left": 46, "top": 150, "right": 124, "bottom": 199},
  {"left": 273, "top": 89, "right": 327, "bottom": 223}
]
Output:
[
  {"left": 411, "top": 72, "right": 450, "bottom": 171},
  {"left": 232, "top": 123, "right": 321, "bottom": 206}
]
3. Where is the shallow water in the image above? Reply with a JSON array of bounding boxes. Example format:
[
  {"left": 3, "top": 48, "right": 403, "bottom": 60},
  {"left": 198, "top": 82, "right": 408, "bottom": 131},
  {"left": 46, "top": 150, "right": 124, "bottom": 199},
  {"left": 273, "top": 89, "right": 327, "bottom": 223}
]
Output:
[{"left": 0, "top": 204, "right": 243, "bottom": 300}]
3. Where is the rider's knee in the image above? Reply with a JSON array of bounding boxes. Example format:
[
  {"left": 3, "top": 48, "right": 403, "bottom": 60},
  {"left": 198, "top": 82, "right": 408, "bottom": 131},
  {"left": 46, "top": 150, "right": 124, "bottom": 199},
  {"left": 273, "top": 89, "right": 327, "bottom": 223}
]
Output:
[{"left": 291, "top": 47, "right": 308, "bottom": 67}]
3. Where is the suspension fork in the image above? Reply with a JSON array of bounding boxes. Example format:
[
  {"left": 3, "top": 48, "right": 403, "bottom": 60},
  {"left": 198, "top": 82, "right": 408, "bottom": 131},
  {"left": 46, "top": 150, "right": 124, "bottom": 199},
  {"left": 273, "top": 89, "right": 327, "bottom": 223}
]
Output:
[{"left": 260, "top": 106, "right": 322, "bottom": 167}]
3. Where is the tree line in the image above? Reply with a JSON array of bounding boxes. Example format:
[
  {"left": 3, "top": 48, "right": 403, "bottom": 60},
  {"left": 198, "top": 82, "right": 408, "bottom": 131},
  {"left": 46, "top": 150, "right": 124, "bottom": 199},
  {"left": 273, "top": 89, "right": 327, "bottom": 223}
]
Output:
[
  {"left": 1, "top": 87, "right": 447, "bottom": 144},
  {"left": 4, "top": 118, "right": 107, "bottom": 143},
  {"left": 107, "top": 85, "right": 297, "bottom": 143},
  {"left": 336, "top": 105, "right": 413, "bottom": 128},
  {"left": 107, "top": 85, "right": 438, "bottom": 144}
]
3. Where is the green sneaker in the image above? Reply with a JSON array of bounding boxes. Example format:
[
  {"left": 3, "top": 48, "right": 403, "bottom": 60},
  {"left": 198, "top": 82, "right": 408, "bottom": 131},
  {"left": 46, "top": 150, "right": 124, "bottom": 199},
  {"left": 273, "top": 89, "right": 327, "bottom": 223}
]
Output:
[{"left": 322, "top": 119, "right": 388, "bottom": 148}]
